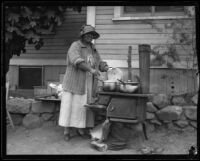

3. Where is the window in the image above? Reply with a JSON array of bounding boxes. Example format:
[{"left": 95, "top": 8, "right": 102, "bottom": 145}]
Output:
[
  {"left": 19, "top": 66, "right": 43, "bottom": 89},
  {"left": 113, "top": 6, "right": 189, "bottom": 20}
]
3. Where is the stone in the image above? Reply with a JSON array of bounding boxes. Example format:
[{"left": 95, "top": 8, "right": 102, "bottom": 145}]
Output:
[
  {"left": 179, "top": 112, "right": 187, "bottom": 121},
  {"left": 31, "top": 101, "right": 56, "bottom": 113},
  {"left": 162, "top": 120, "right": 172, "bottom": 124},
  {"left": 191, "top": 94, "right": 198, "bottom": 105},
  {"left": 150, "top": 119, "right": 162, "bottom": 126},
  {"left": 146, "top": 112, "right": 155, "bottom": 120},
  {"left": 156, "top": 105, "right": 183, "bottom": 121},
  {"left": 165, "top": 122, "right": 184, "bottom": 132},
  {"left": 171, "top": 96, "right": 186, "bottom": 105},
  {"left": 6, "top": 98, "right": 31, "bottom": 114},
  {"left": 10, "top": 114, "right": 24, "bottom": 125},
  {"left": 22, "top": 114, "right": 42, "bottom": 129},
  {"left": 165, "top": 122, "right": 175, "bottom": 130},
  {"left": 174, "top": 120, "right": 189, "bottom": 128},
  {"left": 183, "top": 105, "right": 197, "bottom": 121},
  {"left": 184, "top": 125, "right": 196, "bottom": 132},
  {"left": 146, "top": 102, "right": 158, "bottom": 113},
  {"left": 152, "top": 94, "right": 169, "bottom": 109},
  {"left": 189, "top": 121, "right": 197, "bottom": 128},
  {"left": 41, "top": 113, "right": 53, "bottom": 121}
]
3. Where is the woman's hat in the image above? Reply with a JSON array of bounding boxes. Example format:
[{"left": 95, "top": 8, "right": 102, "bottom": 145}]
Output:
[{"left": 80, "top": 25, "right": 100, "bottom": 39}]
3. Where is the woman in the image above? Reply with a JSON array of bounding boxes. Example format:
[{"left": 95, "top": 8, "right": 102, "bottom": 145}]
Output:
[{"left": 58, "top": 25, "right": 109, "bottom": 141}]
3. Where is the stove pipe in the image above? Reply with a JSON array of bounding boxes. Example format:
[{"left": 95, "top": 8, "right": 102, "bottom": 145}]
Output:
[{"left": 139, "top": 44, "right": 151, "bottom": 94}]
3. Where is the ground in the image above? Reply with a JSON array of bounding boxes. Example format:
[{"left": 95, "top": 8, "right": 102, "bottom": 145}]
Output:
[{"left": 6, "top": 121, "right": 197, "bottom": 156}]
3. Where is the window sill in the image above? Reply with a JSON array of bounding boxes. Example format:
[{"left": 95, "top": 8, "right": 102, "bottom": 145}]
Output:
[{"left": 112, "top": 15, "right": 191, "bottom": 21}]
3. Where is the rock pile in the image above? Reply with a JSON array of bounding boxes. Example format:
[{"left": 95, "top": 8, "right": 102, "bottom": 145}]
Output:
[
  {"left": 6, "top": 93, "right": 198, "bottom": 131},
  {"left": 146, "top": 93, "right": 198, "bottom": 132},
  {"left": 7, "top": 97, "right": 59, "bottom": 129}
]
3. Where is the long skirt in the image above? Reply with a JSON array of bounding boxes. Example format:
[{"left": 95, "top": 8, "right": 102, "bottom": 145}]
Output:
[{"left": 58, "top": 73, "right": 94, "bottom": 128}]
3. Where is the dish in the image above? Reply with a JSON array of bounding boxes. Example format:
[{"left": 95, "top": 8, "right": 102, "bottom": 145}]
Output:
[{"left": 107, "top": 68, "right": 123, "bottom": 81}]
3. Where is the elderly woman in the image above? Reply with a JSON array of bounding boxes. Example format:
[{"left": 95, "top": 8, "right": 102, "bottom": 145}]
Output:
[{"left": 58, "top": 25, "right": 109, "bottom": 141}]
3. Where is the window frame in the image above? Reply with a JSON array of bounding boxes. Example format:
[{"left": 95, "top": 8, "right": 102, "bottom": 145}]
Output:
[{"left": 113, "top": 6, "right": 191, "bottom": 21}]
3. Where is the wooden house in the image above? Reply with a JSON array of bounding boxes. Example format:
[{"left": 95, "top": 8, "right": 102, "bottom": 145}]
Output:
[{"left": 7, "top": 6, "right": 198, "bottom": 97}]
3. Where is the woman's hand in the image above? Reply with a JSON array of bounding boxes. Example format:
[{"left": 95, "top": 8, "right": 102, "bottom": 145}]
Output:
[
  {"left": 90, "top": 68, "right": 100, "bottom": 76},
  {"left": 99, "top": 61, "right": 109, "bottom": 72},
  {"left": 104, "top": 65, "right": 109, "bottom": 72}
]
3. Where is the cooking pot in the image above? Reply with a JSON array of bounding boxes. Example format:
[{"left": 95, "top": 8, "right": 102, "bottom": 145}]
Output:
[
  {"left": 117, "top": 79, "right": 139, "bottom": 93},
  {"left": 118, "top": 84, "right": 138, "bottom": 93},
  {"left": 96, "top": 78, "right": 117, "bottom": 92},
  {"left": 101, "top": 80, "right": 117, "bottom": 92}
]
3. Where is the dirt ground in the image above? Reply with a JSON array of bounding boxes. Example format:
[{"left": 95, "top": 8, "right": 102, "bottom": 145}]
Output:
[{"left": 6, "top": 121, "right": 197, "bottom": 156}]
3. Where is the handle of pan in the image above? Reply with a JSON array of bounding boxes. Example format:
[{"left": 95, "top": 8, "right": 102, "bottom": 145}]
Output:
[{"left": 117, "top": 79, "right": 126, "bottom": 85}]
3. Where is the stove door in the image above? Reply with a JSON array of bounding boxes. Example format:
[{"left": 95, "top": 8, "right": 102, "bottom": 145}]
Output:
[{"left": 107, "top": 97, "right": 137, "bottom": 119}]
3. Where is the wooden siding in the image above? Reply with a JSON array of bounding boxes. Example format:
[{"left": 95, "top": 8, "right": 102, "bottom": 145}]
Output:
[
  {"left": 8, "top": 8, "right": 86, "bottom": 90},
  {"left": 8, "top": 65, "right": 197, "bottom": 94},
  {"left": 44, "top": 66, "right": 66, "bottom": 84},
  {"left": 114, "top": 68, "right": 198, "bottom": 95},
  {"left": 94, "top": 6, "right": 197, "bottom": 94},
  {"left": 24, "top": 8, "right": 86, "bottom": 56},
  {"left": 95, "top": 6, "right": 195, "bottom": 68}
]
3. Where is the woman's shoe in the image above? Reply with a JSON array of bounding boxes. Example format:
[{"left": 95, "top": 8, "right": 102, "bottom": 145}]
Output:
[{"left": 64, "top": 133, "right": 70, "bottom": 141}]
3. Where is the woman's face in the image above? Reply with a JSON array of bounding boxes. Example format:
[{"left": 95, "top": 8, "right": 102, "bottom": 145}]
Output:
[{"left": 82, "top": 33, "right": 93, "bottom": 43}]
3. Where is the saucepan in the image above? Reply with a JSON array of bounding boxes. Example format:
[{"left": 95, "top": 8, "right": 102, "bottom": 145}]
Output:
[
  {"left": 95, "top": 67, "right": 123, "bottom": 92},
  {"left": 117, "top": 79, "right": 139, "bottom": 93},
  {"left": 97, "top": 78, "right": 117, "bottom": 92}
]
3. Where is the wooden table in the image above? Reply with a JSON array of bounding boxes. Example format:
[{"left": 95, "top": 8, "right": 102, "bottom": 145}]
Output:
[{"left": 35, "top": 97, "right": 61, "bottom": 124}]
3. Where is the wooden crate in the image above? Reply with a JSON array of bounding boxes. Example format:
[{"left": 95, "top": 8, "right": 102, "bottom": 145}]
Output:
[{"left": 34, "top": 86, "right": 47, "bottom": 97}]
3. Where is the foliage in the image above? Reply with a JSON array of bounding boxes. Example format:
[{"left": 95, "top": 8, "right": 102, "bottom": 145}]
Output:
[
  {"left": 4, "top": 6, "right": 82, "bottom": 74},
  {"left": 149, "top": 6, "right": 196, "bottom": 69}
]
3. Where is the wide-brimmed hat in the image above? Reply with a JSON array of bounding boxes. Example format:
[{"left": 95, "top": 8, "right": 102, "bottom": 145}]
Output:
[{"left": 80, "top": 25, "right": 100, "bottom": 39}]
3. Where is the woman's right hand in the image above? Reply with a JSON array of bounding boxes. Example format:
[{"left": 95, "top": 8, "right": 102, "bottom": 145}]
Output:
[{"left": 90, "top": 68, "right": 100, "bottom": 76}]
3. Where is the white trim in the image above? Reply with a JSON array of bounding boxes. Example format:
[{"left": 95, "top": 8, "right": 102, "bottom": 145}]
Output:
[
  {"left": 113, "top": 6, "right": 123, "bottom": 18},
  {"left": 112, "top": 16, "right": 191, "bottom": 21},
  {"left": 10, "top": 54, "right": 66, "bottom": 66},
  {"left": 87, "top": 6, "right": 96, "bottom": 27},
  {"left": 10, "top": 58, "right": 66, "bottom": 66},
  {"left": 87, "top": 6, "right": 96, "bottom": 44},
  {"left": 113, "top": 6, "right": 191, "bottom": 21}
]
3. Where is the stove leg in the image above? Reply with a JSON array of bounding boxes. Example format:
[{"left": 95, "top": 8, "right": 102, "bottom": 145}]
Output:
[{"left": 142, "top": 122, "right": 148, "bottom": 140}]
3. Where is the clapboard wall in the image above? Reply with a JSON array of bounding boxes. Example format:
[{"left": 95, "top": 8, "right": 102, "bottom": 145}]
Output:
[
  {"left": 8, "top": 6, "right": 198, "bottom": 95},
  {"left": 94, "top": 6, "right": 197, "bottom": 94},
  {"left": 8, "top": 7, "right": 86, "bottom": 89},
  {"left": 95, "top": 6, "right": 196, "bottom": 69}
]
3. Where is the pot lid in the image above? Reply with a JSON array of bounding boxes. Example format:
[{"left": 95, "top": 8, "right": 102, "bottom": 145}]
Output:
[{"left": 107, "top": 68, "right": 123, "bottom": 81}]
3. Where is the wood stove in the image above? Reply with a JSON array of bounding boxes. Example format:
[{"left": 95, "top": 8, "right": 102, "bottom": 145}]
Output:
[{"left": 85, "top": 44, "right": 152, "bottom": 140}]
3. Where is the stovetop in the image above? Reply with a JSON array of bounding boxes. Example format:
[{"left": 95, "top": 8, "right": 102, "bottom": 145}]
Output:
[{"left": 97, "top": 91, "right": 152, "bottom": 97}]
